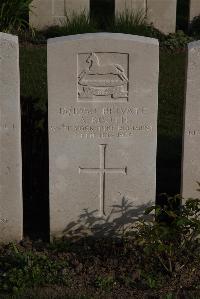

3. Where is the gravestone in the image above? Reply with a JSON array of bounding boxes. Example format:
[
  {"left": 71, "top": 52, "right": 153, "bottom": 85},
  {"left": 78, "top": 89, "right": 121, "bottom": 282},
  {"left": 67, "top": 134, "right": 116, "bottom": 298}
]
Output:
[
  {"left": 147, "top": 0, "right": 177, "bottom": 34},
  {"left": 30, "top": 0, "right": 90, "bottom": 30},
  {"left": 182, "top": 41, "right": 200, "bottom": 201},
  {"left": 115, "top": 0, "right": 146, "bottom": 14},
  {"left": 0, "top": 33, "right": 22, "bottom": 243},
  {"left": 115, "top": 0, "right": 177, "bottom": 34},
  {"left": 48, "top": 33, "right": 159, "bottom": 238},
  {"left": 189, "top": 0, "right": 200, "bottom": 23}
]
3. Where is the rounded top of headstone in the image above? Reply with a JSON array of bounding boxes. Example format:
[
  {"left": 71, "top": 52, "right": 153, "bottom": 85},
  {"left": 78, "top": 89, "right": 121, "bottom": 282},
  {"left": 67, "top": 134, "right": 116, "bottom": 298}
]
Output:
[
  {"left": 0, "top": 32, "right": 18, "bottom": 42},
  {"left": 188, "top": 40, "right": 200, "bottom": 50},
  {"left": 48, "top": 33, "right": 159, "bottom": 46}
]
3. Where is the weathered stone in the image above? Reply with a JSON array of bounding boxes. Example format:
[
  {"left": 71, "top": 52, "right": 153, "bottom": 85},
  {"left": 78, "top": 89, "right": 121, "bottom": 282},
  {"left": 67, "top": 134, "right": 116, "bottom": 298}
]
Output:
[
  {"left": 181, "top": 41, "right": 200, "bottom": 201},
  {"left": 115, "top": 0, "right": 177, "bottom": 34},
  {"left": 0, "top": 33, "right": 22, "bottom": 243},
  {"left": 48, "top": 33, "right": 159, "bottom": 238},
  {"left": 147, "top": 0, "right": 177, "bottom": 34},
  {"left": 189, "top": 0, "right": 200, "bottom": 23},
  {"left": 30, "top": 0, "right": 89, "bottom": 30},
  {"left": 115, "top": 0, "right": 146, "bottom": 14}
]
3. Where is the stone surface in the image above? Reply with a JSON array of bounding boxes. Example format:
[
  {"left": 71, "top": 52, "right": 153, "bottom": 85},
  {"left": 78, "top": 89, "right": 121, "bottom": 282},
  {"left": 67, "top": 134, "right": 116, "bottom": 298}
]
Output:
[
  {"left": 147, "top": 0, "right": 177, "bottom": 34},
  {"left": 115, "top": 0, "right": 146, "bottom": 14},
  {"left": 48, "top": 33, "right": 159, "bottom": 238},
  {"left": 181, "top": 41, "right": 200, "bottom": 201},
  {"left": 189, "top": 0, "right": 200, "bottom": 22},
  {"left": 0, "top": 33, "right": 22, "bottom": 243},
  {"left": 30, "top": 0, "right": 89, "bottom": 30},
  {"left": 115, "top": 0, "right": 177, "bottom": 34}
]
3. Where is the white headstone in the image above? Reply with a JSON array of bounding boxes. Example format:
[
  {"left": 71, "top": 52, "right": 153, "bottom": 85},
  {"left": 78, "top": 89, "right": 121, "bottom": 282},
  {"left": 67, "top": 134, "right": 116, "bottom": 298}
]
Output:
[
  {"left": 115, "top": 0, "right": 146, "bottom": 14},
  {"left": 182, "top": 41, "right": 200, "bottom": 201},
  {"left": 115, "top": 0, "right": 177, "bottom": 34},
  {"left": 30, "top": 0, "right": 90, "bottom": 30},
  {"left": 0, "top": 33, "right": 22, "bottom": 243},
  {"left": 147, "top": 0, "right": 177, "bottom": 34},
  {"left": 189, "top": 0, "right": 200, "bottom": 23},
  {"left": 48, "top": 33, "right": 159, "bottom": 238}
]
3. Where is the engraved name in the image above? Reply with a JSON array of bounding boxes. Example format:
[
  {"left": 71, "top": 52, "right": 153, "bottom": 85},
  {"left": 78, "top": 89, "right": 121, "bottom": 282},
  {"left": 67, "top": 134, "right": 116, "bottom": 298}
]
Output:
[
  {"left": 59, "top": 106, "right": 147, "bottom": 116},
  {"left": 187, "top": 130, "right": 200, "bottom": 136},
  {"left": 50, "top": 105, "right": 152, "bottom": 138}
]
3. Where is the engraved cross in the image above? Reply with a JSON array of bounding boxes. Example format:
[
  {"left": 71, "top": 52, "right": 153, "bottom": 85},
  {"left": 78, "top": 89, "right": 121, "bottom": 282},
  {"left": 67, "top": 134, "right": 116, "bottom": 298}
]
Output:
[{"left": 79, "top": 144, "right": 127, "bottom": 216}]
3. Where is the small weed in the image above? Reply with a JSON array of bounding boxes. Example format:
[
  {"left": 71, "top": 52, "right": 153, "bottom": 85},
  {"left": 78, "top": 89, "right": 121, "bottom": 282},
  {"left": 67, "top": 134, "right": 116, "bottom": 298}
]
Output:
[
  {"left": 42, "top": 11, "right": 98, "bottom": 39},
  {"left": 145, "top": 276, "right": 158, "bottom": 289},
  {"left": 0, "top": 243, "right": 69, "bottom": 294},
  {"left": 162, "top": 30, "right": 193, "bottom": 51},
  {"left": 108, "top": 9, "right": 164, "bottom": 40},
  {"left": 115, "top": 8, "right": 147, "bottom": 27},
  {"left": 135, "top": 196, "right": 200, "bottom": 276},
  {"left": 0, "top": 196, "right": 200, "bottom": 295},
  {"left": 163, "top": 293, "right": 174, "bottom": 299},
  {"left": 95, "top": 276, "right": 116, "bottom": 291}
]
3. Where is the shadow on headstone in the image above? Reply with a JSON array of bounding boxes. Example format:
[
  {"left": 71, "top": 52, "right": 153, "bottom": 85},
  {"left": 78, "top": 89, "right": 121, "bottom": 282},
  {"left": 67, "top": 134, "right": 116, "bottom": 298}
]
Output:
[{"left": 62, "top": 197, "right": 153, "bottom": 240}]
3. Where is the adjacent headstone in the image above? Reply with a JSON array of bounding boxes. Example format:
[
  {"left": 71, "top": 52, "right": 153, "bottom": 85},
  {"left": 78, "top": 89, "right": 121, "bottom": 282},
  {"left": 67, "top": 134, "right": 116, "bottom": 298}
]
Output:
[
  {"left": 115, "top": 0, "right": 146, "bottom": 14},
  {"left": 48, "top": 33, "right": 159, "bottom": 238},
  {"left": 115, "top": 0, "right": 177, "bottom": 34},
  {"left": 147, "top": 0, "right": 177, "bottom": 34},
  {"left": 0, "top": 33, "right": 22, "bottom": 243},
  {"left": 30, "top": 0, "right": 90, "bottom": 30},
  {"left": 181, "top": 41, "right": 200, "bottom": 201},
  {"left": 189, "top": 0, "right": 200, "bottom": 23}
]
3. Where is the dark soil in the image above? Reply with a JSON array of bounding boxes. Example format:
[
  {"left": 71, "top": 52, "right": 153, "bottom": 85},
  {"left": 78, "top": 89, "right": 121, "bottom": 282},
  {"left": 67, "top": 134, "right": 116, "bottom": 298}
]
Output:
[{"left": 1, "top": 238, "right": 200, "bottom": 298}]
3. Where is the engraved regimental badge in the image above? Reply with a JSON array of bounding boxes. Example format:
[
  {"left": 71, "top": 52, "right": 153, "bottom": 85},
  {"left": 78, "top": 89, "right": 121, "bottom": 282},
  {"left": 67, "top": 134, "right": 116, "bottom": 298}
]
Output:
[{"left": 78, "top": 52, "right": 129, "bottom": 102}]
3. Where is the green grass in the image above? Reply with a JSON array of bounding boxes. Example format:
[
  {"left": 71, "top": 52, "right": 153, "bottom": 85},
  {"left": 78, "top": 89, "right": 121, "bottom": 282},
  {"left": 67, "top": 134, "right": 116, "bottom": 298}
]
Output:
[
  {"left": 0, "top": 0, "right": 32, "bottom": 32},
  {"left": 20, "top": 46, "right": 47, "bottom": 102},
  {"left": 41, "top": 11, "right": 98, "bottom": 39},
  {"left": 159, "top": 51, "right": 185, "bottom": 138},
  {"left": 108, "top": 9, "right": 163, "bottom": 40}
]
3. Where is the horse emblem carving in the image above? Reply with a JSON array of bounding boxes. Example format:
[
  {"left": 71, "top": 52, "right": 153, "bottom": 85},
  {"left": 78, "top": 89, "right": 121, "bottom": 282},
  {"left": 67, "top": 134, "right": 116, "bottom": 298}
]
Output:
[{"left": 78, "top": 53, "right": 129, "bottom": 100}]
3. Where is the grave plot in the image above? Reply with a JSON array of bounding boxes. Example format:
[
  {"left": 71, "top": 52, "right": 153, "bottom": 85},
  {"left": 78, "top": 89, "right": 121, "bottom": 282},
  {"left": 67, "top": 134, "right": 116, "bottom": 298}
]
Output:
[{"left": 48, "top": 33, "right": 159, "bottom": 238}]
